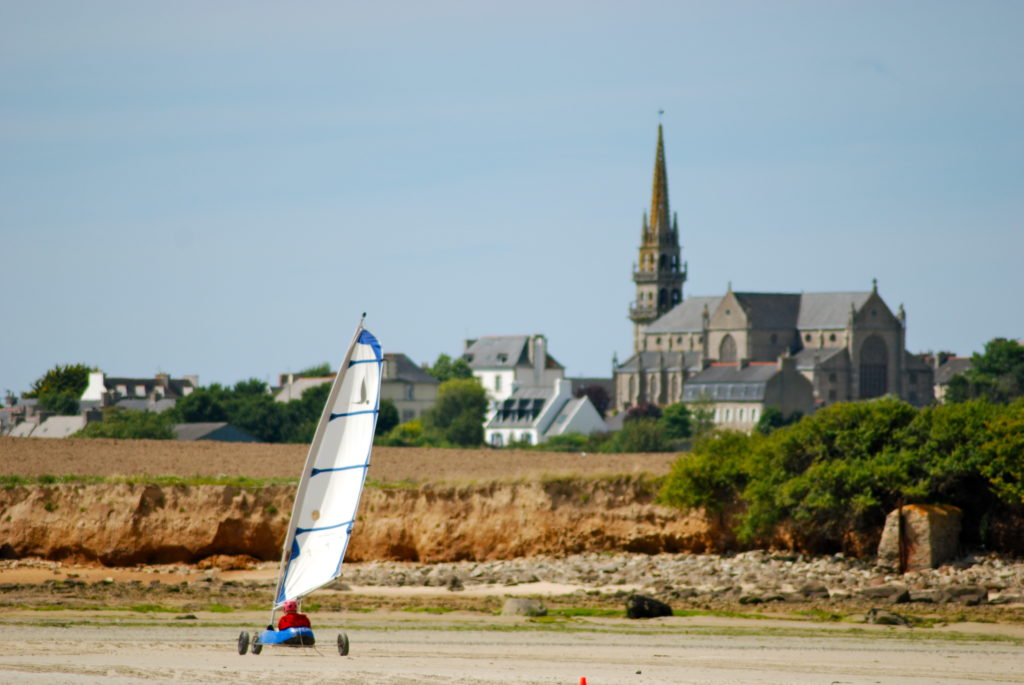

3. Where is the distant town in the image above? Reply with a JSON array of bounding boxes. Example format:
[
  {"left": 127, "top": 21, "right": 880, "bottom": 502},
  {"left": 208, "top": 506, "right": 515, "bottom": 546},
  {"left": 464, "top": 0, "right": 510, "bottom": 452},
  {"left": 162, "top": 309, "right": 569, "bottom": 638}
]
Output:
[{"left": 2, "top": 126, "right": 1018, "bottom": 447}]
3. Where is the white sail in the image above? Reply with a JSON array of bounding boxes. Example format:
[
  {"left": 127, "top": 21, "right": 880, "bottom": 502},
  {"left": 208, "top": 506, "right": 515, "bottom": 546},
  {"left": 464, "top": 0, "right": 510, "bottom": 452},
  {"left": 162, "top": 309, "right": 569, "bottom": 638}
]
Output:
[{"left": 274, "top": 323, "right": 382, "bottom": 605}]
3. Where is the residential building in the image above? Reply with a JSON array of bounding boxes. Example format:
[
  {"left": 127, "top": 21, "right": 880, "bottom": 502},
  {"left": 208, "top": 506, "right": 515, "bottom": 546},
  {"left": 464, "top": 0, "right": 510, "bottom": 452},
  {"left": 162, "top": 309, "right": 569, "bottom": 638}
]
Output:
[
  {"left": 462, "top": 335, "right": 564, "bottom": 416},
  {"left": 485, "top": 378, "right": 608, "bottom": 447},
  {"left": 81, "top": 371, "right": 197, "bottom": 408}
]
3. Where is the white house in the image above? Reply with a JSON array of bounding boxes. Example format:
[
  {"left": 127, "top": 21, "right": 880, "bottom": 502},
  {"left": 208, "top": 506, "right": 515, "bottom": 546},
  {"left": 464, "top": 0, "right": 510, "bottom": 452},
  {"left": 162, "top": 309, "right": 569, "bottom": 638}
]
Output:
[
  {"left": 485, "top": 378, "right": 608, "bottom": 447},
  {"left": 462, "top": 334, "right": 565, "bottom": 418}
]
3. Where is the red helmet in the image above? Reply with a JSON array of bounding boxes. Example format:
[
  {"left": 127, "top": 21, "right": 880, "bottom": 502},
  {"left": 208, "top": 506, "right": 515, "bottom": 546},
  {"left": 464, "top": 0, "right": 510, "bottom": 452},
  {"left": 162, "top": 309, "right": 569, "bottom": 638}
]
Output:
[{"left": 282, "top": 599, "right": 298, "bottom": 613}]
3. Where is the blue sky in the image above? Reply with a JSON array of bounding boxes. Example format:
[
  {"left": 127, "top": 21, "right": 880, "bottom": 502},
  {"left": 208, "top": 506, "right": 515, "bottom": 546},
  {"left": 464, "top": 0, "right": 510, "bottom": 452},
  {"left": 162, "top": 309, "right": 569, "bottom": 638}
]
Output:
[{"left": 2, "top": 1, "right": 1021, "bottom": 395}]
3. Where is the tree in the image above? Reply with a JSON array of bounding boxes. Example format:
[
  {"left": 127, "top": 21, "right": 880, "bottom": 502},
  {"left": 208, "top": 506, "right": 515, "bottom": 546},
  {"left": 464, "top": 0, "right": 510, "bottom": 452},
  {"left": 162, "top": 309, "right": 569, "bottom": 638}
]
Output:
[
  {"left": 296, "top": 362, "right": 331, "bottom": 377},
  {"left": 688, "top": 393, "right": 717, "bottom": 438},
  {"left": 24, "top": 363, "right": 92, "bottom": 398},
  {"left": 659, "top": 403, "right": 692, "bottom": 440},
  {"left": 421, "top": 378, "right": 487, "bottom": 446},
  {"left": 173, "top": 386, "right": 229, "bottom": 422},
  {"left": 625, "top": 403, "right": 661, "bottom": 421},
  {"left": 425, "top": 354, "right": 473, "bottom": 383},
  {"left": 75, "top": 407, "right": 175, "bottom": 440},
  {"left": 947, "top": 338, "right": 1024, "bottom": 404},
  {"left": 604, "top": 418, "right": 669, "bottom": 453},
  {"left": 376, "top": 399, "right": 399, "bottom": 436},
  {"left": 755, "top": 407, "right": 803, "bottom": 435}
]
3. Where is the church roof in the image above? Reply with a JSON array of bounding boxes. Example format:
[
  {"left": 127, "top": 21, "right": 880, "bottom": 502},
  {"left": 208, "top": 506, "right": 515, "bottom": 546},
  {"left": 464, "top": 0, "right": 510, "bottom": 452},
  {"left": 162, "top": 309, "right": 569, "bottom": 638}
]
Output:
[
  {"left": 645, "top": 291, "right": 876, "bottom": 334},
  {"left": 791, "top": 346, "right": 847, "bottom": 370},
  {"left": 644, "top": 296, "right": 722, "bottom": 333},
  {"left": 615, "top": 350, "right": 702, "bottom": 372},
  {"left": 648, "top": 124, "right": 671, "bottom": 235},
  {"left": 796, "top": 292, "right": 873, "bottom": 329},
  {"left": 733, "top": 293, "right": 801, "bottom": 329}
]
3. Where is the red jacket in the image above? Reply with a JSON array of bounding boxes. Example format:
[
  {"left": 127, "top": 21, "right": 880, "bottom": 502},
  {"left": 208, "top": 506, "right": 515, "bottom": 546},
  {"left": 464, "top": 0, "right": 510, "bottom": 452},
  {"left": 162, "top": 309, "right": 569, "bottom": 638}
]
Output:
[{"left": 278, "top": 612, "right": 311, "bottom": 630}]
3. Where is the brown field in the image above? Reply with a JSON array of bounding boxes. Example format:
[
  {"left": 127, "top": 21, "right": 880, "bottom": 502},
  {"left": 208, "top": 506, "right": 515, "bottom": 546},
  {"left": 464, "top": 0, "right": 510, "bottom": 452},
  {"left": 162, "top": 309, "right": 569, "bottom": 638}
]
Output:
[{"left": 0, "top": 436, "right": 679, "bottom": 483}]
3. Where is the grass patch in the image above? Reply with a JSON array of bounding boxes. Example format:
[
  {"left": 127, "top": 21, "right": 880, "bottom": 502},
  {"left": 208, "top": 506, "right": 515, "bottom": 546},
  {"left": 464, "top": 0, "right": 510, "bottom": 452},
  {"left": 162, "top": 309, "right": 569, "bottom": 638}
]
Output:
[
  {"left": 549, "top": 607, "right": 624, "bottom": 618},
  {"left": 204, "top": 604, "right": 234, "bottom": 613},
  {"left": 402, "top": 606, "right": 454, "bottom": 614}
]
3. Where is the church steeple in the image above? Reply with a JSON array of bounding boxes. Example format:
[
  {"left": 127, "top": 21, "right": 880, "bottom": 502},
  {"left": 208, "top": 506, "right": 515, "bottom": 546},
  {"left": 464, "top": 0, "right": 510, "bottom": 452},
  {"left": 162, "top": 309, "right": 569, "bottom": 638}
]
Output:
[
  {"left": 629, "top": 123, "right": 687, "bottom": 352},
  {"left": 648, "top": 124, "right": 671, "bottom": 237}
]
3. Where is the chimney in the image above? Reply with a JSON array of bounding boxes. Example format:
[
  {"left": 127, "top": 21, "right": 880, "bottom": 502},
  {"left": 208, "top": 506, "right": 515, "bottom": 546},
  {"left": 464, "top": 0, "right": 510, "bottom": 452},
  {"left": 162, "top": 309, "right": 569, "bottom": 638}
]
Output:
[{"left": 532, "top": 335, "right": 546, "bottom": 387}]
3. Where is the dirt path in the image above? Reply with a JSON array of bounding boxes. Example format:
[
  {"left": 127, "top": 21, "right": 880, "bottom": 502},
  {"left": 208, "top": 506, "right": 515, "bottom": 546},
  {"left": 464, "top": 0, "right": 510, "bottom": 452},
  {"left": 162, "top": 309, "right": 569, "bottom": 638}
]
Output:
[{"left": 3, "top": 610, "right": 1023, "bottom": 685}]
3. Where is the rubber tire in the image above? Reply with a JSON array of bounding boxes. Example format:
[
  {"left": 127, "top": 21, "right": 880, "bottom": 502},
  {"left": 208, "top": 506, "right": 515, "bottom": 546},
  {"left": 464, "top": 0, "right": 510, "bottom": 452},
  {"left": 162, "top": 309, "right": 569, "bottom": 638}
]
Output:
[
  {"left": 237, "top": 631, "right": 249, "bottom": 655},
  {"left": 252, "top": 633, "right": 263, "bottom": 655},
  {"left": 337, "top": 631, "right": 350, "bottom": 656}
]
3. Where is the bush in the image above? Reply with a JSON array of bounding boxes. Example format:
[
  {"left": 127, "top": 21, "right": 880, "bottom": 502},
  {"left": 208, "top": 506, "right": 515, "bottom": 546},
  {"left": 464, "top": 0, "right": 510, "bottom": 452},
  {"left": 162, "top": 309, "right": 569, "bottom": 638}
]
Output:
[
  {"left": 603, "top": 418, "right": 669, "bottom": 453},
  {"left": 658, "top": 397, "right": 1024, "bottom": 554},
  {"left": 75, "top": 407, "right": 175, "bottom": 440}
]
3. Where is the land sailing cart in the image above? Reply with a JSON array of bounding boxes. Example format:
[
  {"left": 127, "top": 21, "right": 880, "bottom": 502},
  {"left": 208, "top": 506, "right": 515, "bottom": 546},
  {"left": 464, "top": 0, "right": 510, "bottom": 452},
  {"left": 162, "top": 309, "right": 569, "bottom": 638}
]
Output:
[{"left": 237, "top": 318, "right": 382, "bottom": 657}]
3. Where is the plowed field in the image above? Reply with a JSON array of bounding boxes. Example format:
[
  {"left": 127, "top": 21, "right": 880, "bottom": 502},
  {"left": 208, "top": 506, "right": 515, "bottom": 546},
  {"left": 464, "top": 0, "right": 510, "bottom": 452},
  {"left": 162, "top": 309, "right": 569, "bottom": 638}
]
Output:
[{"left": 0, "top": 437, "right": 678, "bottom": 483}]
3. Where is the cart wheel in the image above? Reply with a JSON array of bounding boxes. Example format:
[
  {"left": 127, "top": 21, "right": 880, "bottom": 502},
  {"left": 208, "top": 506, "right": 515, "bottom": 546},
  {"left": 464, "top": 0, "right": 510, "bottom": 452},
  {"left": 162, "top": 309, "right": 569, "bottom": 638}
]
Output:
[
  {"left": 237, "top": 631, "right": 250, "bottom": 655},
  {"left": 337, "top": 631, "right": 350, "bottom": 656},
  {"left": 252, "top": 635, "right": 263, "bottom": 655}
]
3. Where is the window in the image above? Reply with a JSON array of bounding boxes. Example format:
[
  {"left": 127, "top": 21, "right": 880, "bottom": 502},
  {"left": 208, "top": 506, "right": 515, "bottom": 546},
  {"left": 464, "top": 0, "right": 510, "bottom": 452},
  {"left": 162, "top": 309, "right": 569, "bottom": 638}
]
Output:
[
  {"left": 522, "top": 433, "right": 532, "bottom": 445},
  {"left": 829, "top": 333, "right": 837, "bottom": 342},
  {"left": 492, "top": 433, "right": 504, "bottom": 447},
  {"left": 719, "top": 334, "right": 737, "bottom": 362},
  {"left": 724, "top": 408, "right": 732, "bottom": 422},
  {"left": 405, "top": 384, "right": 414, "bottom": 400},
  {"left": 804, "top": 334, "right": 812, "bottom": 342},
  {"left": 495, "top": 375, "right": 502, "bottom": 391},
  {"left": 738, "top": 408, "right": 745, "bottom": 422},
  {"left": 135, "top": 385, "right": 146, "bottom": 397},
  {"left": 751, "top": 408, "right": 759, "bottom": 422}
]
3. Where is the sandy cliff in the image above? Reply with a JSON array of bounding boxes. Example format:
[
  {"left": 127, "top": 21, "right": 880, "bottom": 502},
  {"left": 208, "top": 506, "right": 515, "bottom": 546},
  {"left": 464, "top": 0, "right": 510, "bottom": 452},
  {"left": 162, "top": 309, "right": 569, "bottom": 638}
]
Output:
[{"left": 0, "top": 477, "right": 720, "bottom": 565}]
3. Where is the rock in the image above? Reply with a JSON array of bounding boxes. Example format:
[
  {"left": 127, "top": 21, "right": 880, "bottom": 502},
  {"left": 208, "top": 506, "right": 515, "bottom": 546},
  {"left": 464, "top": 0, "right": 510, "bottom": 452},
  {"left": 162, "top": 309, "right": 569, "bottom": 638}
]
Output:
[
  {"left": 940, "top": 584, "right": 987, "bottom": 605},
  {"left": 196, "top": 554, "right": 258, "bottom": 571},
  {"left": 866, "top": 608, "right": 911, "bottom": 626},
  {"left": 796, "top": 581, "right": 830, "bottom": 599},
  {"left": 447, "top": 576, "right": 464, "bottom": 592},
  {"left": 859, "top": 584, "right": 910, "bottom": 603},
  {"left": 626, "top": 594, "right": 672, "bottom": 619},
  {"left": 877, "top": 504, "right": 962, "bottom": 571},
  {"left": 501, "top": 598, "right": 546, "bottom": 617}
]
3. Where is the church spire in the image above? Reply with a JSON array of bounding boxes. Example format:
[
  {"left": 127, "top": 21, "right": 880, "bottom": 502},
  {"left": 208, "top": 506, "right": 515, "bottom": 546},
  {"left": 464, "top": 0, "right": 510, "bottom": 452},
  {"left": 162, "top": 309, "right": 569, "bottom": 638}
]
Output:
[
  {"left": 649, "top": 124, "right": 671, "bottom": 236},
  {"left": 629, "top": 123, "right": 686, "bottom": 353}
]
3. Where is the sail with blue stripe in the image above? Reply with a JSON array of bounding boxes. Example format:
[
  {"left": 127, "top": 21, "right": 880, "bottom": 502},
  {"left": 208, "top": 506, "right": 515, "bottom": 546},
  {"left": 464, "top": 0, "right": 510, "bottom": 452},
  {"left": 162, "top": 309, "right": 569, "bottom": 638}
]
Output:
[{"left": 273, "top": 320, "right": 382, "bottom": 606}]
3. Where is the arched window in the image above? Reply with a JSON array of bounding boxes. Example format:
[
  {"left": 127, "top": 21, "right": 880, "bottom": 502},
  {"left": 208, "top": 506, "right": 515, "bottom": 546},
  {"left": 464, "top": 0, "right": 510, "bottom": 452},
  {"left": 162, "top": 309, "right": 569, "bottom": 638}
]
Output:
[
  {"left": 859, "top": 335, "right": 888, "bottom": 398},
  {"left": 719, "top": 334, "right": 737, "bottom": 362},
  {"left": 658, "top": 289, "right": 667, "bottom": 307},
  {"left": 659, "top": 254, "right": 667, "bottom": 271}
]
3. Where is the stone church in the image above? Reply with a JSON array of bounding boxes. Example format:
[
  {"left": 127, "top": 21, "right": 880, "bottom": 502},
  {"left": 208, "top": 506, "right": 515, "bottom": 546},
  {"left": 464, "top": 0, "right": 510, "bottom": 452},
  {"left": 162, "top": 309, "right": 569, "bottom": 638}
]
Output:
[{"left": 613, "top": 126, "right": 934, "bottom": 426}]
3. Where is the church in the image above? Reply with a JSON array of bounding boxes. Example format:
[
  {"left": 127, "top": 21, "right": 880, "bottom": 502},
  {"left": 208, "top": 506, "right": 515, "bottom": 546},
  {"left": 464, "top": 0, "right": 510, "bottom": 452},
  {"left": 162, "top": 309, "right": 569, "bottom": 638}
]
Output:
[{"left": 613, "top": 126, "right": 934, "bottom": 428}]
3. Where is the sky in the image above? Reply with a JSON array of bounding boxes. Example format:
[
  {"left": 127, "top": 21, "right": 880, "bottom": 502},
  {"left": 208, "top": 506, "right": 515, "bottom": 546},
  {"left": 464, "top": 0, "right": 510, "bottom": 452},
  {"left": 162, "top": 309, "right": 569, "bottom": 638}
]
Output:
[{"left": 2, "top": 1, "right": 1022, "bottom": 395}]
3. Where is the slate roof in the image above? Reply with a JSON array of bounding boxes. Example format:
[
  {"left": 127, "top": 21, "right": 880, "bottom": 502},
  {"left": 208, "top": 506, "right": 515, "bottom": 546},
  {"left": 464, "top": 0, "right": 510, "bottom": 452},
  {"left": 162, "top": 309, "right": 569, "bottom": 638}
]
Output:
[
  {"left": 796, "top": 292, "right": 873, "bottom": 329},
  {"left": 791, "top": 347, "right": 847, "bottom": 370},
  {"left": 645, "top": 291, "right": 875, "bottom": 334},
  {"left": 934, "top": 357, "right": 972, "bottom": 384},
  {"left": 103, "top": 376, "right": 195, "bottom": 399},
  {"left": 383, "top": 353, "right": 438, "bottom": 384},
  {"left": 173, "top": 422, "right": 260, "bottom": 442},
  {"left": 32, "top": 416, "right": 87, "bottom": 438},
  {"left": 545, "top": 396, "right": 589, "bottom": 436},
  {"left": 615, "top": 351, "right": 702, "bottom": 373},
  {"left": 644, "top": 296, "right": 722, "bottom": 333},
  {"left": 681, "top": 363, "right": 780, "bottom": 402},
  {"left": 733, "top": 293, "right": 801, "bottom": 329},
  {"left": 463, "top": 336, "right": 563, "bottom": 370},
  {"left": 486, "top": 386, "right": 556, "bottom": 428}
]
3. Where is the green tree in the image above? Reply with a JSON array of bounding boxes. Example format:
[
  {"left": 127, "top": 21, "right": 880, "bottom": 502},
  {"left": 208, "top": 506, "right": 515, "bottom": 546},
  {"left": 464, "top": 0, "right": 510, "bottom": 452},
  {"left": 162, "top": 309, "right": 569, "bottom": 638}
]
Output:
[
  {"left": 604, "top": 417, "right": 669, "bottom": 453},
  {"left": 75, "top": 407, "right": 175, "bottom": 440},
  {"left": 659, "top": 430, "right": 757, "bottom": 513},
  {"left": 426, "top": 354, "right": 473, "bottom": 383},
  {"left": 173, "top": 386, "right": 229, "bottom": 422},
  {"left": 377, "top": 419, "right": 427, "bottom": 447},
  {"left": 689, "top": 393, "right": 717, "bottom": 438},
  {"left": 296, "top": 362, "right": 331, "bottom": 377},
  {"left": 376, "top": 399, "right": 399, "bottom": 436},
  {"left": 659, "top": 403, "right": 692, "bottom": 440},
  {"left": 24, "top": 363, "right": 92, "bottom": 398},
  {"left": 754, "top": 407, "right": 803, "bottom": 435},
  {"left": 421, "top": 378, "right": 487, "bottom": 446},
  {"left": 946, "top": 338, "right": 1024, "bottom": 404}
]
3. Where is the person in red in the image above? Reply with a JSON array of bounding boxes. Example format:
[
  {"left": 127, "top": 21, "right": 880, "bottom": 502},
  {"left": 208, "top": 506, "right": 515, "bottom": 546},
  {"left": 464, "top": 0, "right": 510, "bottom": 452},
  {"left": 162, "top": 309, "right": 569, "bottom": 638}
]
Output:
[
  {"left": 277, "top": 599, "right": 311, "bottom": 630},
  {"left": 271, "top": 599, "right": 314, "bottom": 645}
]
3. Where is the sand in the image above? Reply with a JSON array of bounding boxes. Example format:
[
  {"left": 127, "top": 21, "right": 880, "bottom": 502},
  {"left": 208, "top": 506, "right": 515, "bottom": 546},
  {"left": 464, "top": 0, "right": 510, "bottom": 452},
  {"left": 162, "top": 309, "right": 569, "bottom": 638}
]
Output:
[{"left": 3, "top": 609, "right": 1023, "bottom": 684}]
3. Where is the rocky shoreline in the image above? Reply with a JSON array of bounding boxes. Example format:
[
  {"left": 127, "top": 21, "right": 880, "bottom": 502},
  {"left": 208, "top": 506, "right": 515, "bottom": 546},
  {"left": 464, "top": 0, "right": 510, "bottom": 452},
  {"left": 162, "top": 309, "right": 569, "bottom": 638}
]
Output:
[{"left": 340, "top": 550, "right": 1024, "bottom": 607}]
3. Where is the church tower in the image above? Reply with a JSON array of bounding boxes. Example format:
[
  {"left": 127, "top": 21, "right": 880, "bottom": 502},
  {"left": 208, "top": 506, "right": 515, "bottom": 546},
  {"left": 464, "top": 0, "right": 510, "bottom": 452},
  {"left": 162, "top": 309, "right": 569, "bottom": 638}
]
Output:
[{"left": 629, "top": 124, "right": 686, "bottom": 352}]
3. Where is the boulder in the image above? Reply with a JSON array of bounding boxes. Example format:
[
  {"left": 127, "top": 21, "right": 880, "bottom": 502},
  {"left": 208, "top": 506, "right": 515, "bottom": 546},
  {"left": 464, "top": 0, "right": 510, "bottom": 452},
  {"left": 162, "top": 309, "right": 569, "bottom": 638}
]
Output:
[
  {"left": 626, "top": 594, "right": 673, "bottom": 619},
  {"left": 501, "top": 598, "right": 547, "bottom": 617},
  {"left": 865, "top": 608, "right": 911, "bottom": 626},
  {"left": 877, "top": 504, "right": 961, "bottom": 571}
]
